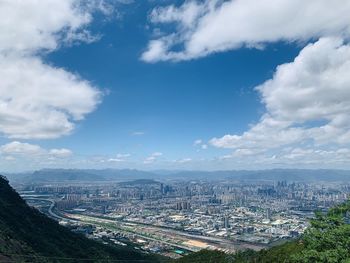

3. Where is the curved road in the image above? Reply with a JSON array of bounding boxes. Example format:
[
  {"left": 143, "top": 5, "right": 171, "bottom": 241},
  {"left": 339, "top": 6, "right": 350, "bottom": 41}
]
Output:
[{"left": 23, "top": 197, "right": 77, "bottom": 222}]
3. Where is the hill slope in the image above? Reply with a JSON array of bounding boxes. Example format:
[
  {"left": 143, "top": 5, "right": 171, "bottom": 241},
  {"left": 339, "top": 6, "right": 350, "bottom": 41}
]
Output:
[{"left": 0, "top": 175, "right": 159, "bottom": 263}]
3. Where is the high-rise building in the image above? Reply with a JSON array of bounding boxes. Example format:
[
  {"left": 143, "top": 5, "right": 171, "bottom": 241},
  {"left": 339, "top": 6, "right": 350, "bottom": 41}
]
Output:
[
  {"left": 266, "top": 208, "right": 271, "bottom": 220},
  {"left": 224, "top": 216, "right": 230, "bottom": 229}
]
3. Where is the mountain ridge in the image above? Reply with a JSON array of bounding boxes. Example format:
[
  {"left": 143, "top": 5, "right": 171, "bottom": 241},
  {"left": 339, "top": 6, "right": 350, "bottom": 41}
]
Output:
[{"left": 5, "top": 168, "right": 350, "bottom": 183}]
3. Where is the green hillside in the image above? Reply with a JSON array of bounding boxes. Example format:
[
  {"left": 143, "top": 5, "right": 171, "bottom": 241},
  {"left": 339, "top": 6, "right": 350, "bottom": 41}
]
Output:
[
  {"left": 176, "top": 200, "right": 350, "bottom": 263},
  {"left": 0, "top": 175, "right": 160, "bottom": 263}
]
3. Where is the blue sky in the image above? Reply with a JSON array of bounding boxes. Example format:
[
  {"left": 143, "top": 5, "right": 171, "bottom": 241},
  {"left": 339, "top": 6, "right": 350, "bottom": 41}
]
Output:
[{"left": 1, "top": 0, "right": 350, "bottom": 172}]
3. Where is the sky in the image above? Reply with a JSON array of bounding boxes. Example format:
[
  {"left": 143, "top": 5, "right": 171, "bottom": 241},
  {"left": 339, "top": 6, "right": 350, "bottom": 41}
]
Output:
[{"left": 1, "top": 0, "right": 350, "bottom": 172}]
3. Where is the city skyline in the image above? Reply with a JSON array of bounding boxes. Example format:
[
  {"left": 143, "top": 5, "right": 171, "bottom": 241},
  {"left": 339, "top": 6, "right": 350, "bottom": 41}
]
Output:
[
  {"left": 17, "top": 173, "right": 347, "bottom": 258},
  {"left": 1, "top": 0, "right": 350, "bottom": 172}
]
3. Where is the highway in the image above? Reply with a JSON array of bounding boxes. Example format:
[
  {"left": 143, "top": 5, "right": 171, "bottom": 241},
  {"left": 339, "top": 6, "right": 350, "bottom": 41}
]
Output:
[{"left": 22, "top": 197, "right": 77, "bottom": 222}]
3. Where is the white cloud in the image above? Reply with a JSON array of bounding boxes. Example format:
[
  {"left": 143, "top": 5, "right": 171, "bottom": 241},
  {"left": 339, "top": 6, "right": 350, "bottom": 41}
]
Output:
[
  {"left": 0, "top": 141, "right": 76, "bottom": 171},
  {"left": 193, "top": 139, "right": 208, "bottom": 150},
  {"left": 144, "top": 152, "right": 163, "bottom": 164},
  {"left": 214, "top": 146, "right": 350, "bottom": 168},
  {"left": 0, "top": 55, "right": 101, "bottom": 139},
  {"left": 174, "top": 158, "right": 192, "bottom": 164},
  {"left": 142, "top": 0, "right": 350, "bottom": 62},
  {"left": 211, "top": 38, "right": 350, "bottom": 162},
  {"left": 0, "top": 141, "right": 72, "bottom": 159},
  {"left": 144, "top": 0, "right": 350, "bottom": 168},
  {"left": 107, "top": 153, "right": 131, "bottom": 162},
  {"left": 0, "top": 141, "right": 45, "bottom": 156},
  {"left": 116, "top": 153, "right": 131, "bottom": 158},
  {"left": 193, "top": 139, "right": 202, "bottom": 146},
  {"left": 149, "top": 1, "right": 206, "bottom": 28},
  {"left": 49, "top": 148, "right": 73, "bottom": 158},
  {"left": 107, "top": 158, "right": 124, "bottom": 162},
  {"left": 210, "top": 117, "right": 304, "bottom": 150},
  {"left": 4, "top": 156, "right": 15, "bottom": 161},
  {"left": 0, "top": 0, "right": 108, "bottom": 139},
  {"left": 0, "top": 0, "right": 97, "bottom": 54},
  {"left": 268, "top": 148, "right": 350, "bottom": 166}
]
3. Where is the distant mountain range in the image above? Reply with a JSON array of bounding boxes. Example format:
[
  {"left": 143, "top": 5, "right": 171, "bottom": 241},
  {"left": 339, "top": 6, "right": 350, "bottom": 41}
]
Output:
[
  {"left": 0, "top": 175, "right": 160, "bottom": 262},
  {"left": 6, "top": 169, "right": 156, "bottom": 183},
  {"left": 4, "top": 168, "right": 350, "bottom": 183}
]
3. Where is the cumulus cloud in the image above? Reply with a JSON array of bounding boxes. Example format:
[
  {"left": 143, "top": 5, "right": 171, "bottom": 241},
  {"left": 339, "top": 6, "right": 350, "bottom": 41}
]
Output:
[
  {"left": 0, "top": 0, "right": 93, "bottom": 54},
  {"left": 144, "top": 152, "right": 163, "bottom": 164},
  {"left": 0, "top": 141, "right": 72, "bottom": 159},
  {"left": 193, "top": 139, "right": 208, "bottom": 150},
  {"left": 107, "top": 153, "right": 131, "bottom": 162},
  {"left": 193, "top": 139, "right": 202, "bottom": 146},
  {"left": 219, "top": 147, "right": 350, "bottom": 168},
  {"left": 0, "top": 55, "right": 101, "bottom": 139},
  {"left": 0, "top": 0, "right": 108, "bottom": 139},
  {"left": 107, "top": 158, "right": 124, "bottom": 162},
  {"left": 49, "top": 148, "right": 73, "bottom": 158},
  {"left": 210, "top": 37, "right": 350, "bottom": 166},
  {"left": 0, "top": 141, "right": 45, "bottom": 156},
  {"left": 0, "top": 141, "right": 74, "bottom": 171},
  {"left": 143, "top": 0, "right": 350, "bottom": 168},
  {"left": 142, "top": 0, "right": 350, "bottom": 62}
]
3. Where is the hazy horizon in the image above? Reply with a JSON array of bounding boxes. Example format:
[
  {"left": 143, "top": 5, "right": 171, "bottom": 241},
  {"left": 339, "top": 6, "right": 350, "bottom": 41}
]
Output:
[{"left": 4, "top": 167, "right": 350, "bottom": 175}]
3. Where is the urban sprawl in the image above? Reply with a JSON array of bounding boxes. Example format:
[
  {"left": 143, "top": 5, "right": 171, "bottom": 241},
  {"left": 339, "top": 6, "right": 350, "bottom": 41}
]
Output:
[{"left": 17, "top": 179, "right": 350, "bottom": 259}]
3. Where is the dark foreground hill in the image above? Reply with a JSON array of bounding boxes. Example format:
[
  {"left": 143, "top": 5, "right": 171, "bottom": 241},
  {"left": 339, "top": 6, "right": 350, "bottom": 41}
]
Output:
[
  {"left": 176, "top": 201, "right": 350, "bottom": 263},
  {"left": 0, "top": 175, "right": 160, "bottom": 263}
]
